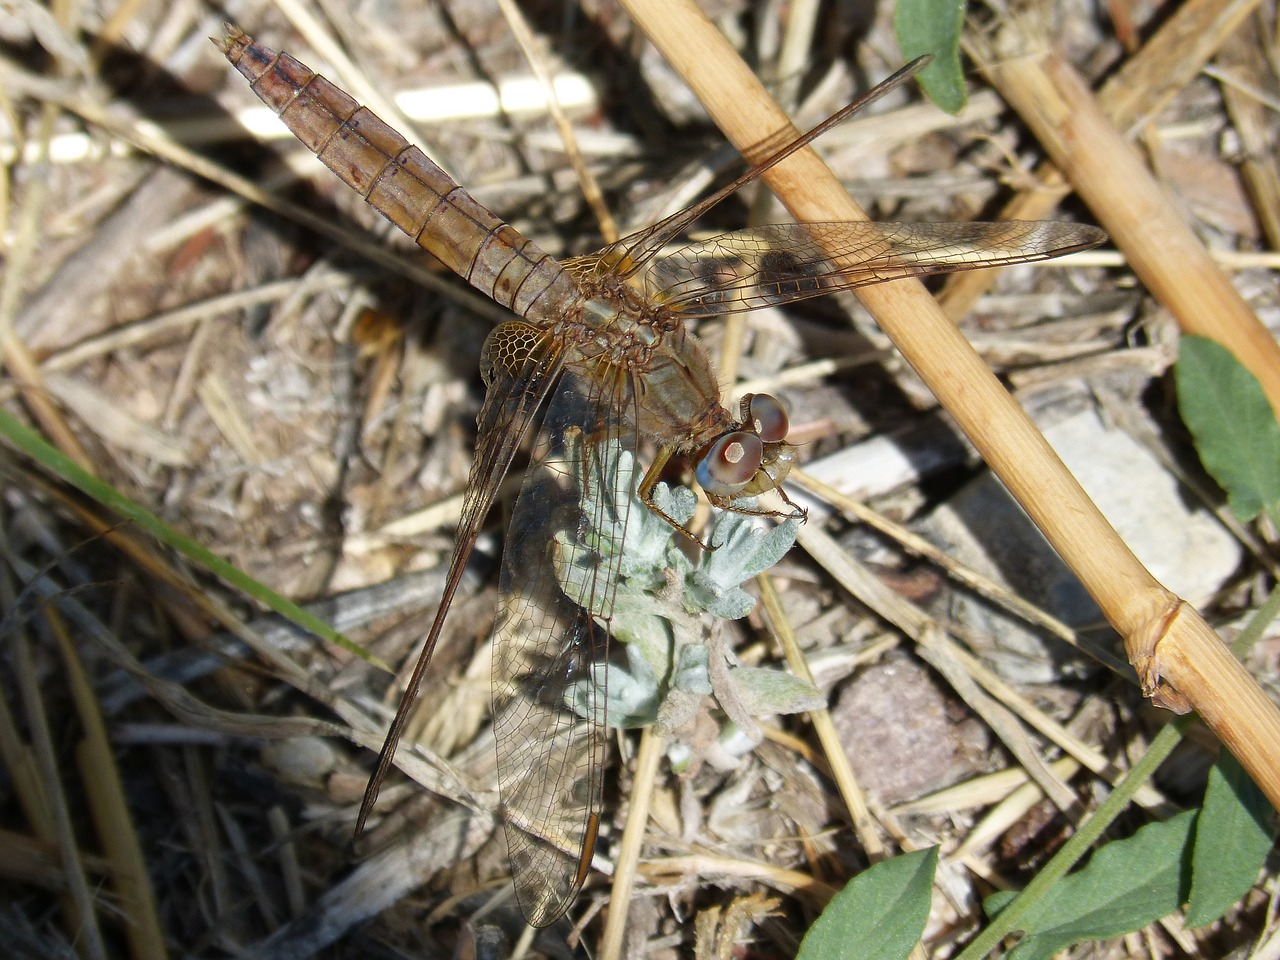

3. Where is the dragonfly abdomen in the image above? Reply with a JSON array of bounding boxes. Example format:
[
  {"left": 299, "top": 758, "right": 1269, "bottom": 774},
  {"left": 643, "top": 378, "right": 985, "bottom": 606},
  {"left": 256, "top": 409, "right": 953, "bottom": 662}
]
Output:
[{"left": 222, "top": 27, "right": 580, "bottom": 321}]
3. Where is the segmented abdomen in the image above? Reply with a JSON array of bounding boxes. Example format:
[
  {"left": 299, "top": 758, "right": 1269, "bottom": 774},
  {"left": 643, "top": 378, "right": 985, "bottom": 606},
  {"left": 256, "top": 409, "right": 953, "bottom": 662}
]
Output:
[{"left": 223, "top": 28, "right": 581, "bottom": 323}]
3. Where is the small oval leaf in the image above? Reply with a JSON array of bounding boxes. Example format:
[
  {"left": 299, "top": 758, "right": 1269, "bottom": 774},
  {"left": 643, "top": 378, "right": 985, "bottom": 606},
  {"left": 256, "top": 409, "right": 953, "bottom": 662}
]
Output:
[
  {"left": 894, "top": 0, "right": 967, "bottom": 114},
  {"left": 1176, "top": 335, "right": 1280, "bottom": 523},
  {"left": 796, "top": 848, "right": 937, "bottom": 960}
]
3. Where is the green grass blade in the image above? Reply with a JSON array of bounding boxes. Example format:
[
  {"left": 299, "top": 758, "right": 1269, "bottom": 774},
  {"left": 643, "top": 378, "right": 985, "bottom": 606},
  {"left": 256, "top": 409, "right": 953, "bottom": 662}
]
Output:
[{"left": 0, "top": 405, "right": 375, "bottom": 664}]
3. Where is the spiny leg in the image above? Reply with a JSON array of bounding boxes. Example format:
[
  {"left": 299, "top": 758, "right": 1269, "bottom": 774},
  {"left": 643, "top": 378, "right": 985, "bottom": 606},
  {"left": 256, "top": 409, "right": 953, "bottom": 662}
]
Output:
[{"left": 636, "top": 447, "right": 718, "bottom": 549}]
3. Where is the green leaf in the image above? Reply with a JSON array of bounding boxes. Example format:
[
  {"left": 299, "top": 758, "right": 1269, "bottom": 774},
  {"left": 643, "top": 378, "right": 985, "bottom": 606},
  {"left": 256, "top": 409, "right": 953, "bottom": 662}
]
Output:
[
  {"left": 894, "top": 0, "right": 967, "bottom": 114},
  {"left": 1176, "top": 335, "right": 1280, "bottom": 523},
  {"left": 1186, "top": 752, "right": 1276, "bottom": 927},
  {"left": 986, "top": 811, "right": 1196, "bottom": 960},
  {"left": 796, "top": 848, "right": 936, "bottom": 960},
  {"left": 726, "top": 665, "right": 824, "bottom": 715}
]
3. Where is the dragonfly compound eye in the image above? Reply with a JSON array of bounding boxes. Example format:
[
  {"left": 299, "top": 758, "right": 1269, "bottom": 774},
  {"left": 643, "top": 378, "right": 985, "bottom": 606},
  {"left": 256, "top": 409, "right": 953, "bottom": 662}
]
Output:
[
  {"left": 745, "top": 393, "right": 789, "bottom": 443},
  {"left": 696, "top": 431, "right": 765, "bottom": 496}
]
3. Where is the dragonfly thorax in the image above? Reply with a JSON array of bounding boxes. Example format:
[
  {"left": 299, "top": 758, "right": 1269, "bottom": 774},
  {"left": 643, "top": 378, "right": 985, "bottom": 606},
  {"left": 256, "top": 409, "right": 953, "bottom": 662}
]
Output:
[{"left": 579, "top": 291, "right": 657, "bottom": 342}]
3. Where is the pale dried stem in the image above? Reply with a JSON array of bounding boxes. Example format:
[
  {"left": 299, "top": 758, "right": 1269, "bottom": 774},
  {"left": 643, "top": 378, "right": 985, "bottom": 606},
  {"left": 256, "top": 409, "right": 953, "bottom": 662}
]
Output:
[
  {"left": 54, "top": 95, "right": 512, "bottom": 328},
  {"left": 776, "top": 0, "right": 822, "bottom": 113},
  {"left": 897, "top": 755, "right": 1080, "bottom": 817},
  {"left": 494, "top": 0, "right": 619, "bottom": 244},
  {"left": 1217, "top": 35, "right": 1280, "bottom": 249},
  {"left": 793, "top": 522, "right": 1080, "bottom": 811},
  {"left": 939, "top": 0, "right": 1263, "bottom": 318},
  {"left": 939, "top": 642, "right": 1172, "bottom": 812},
  {"left": 639, "top": 854, "right": 840, "bottom": 908},
  {"left": 0, "top": 104, "right": 93, "bottom": 471},
  {"left": 791, "top": 469, "right": 1082, "bottom": 647},
  {"left": 91, "top": 0, "right": 150, "bottom": 63},
  {"left": 599, "top": 727, "right": 664, "bottom": 960},
  {"left": 1093, "top": 0, "right": 1263, "bottom": 132},
  {"left": 12, "top": 629, "right": 108, "bottom": 959},
  {"left": 716, "top": 311, "right": 748, "bottom": 401},
  {"left": 618, "top": 0, "right": 1280, "bottom": 809},
  {"left": 31, "top": 274, "right": 354, "bottom": 375},
  {"left": 952, "top": 756, "right": 1082, "bottom": 860},
  {"left": 51, "top": 613, "right": 167, "bottom": 960},
  {"left": 970, "top": 37, "right": 1280, "bottom": 417},
  {"left": 758, "top": 573, "right": 886, "bottom": 859}
]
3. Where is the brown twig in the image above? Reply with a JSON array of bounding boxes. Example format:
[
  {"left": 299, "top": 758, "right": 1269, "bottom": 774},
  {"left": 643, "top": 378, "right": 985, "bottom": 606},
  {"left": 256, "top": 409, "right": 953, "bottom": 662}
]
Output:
[
  {"left": 758, "top": 574, "right": 885, "bottom": 856},
  {"left": 52, "top": 611, "right": 167, "bottom": 960}
]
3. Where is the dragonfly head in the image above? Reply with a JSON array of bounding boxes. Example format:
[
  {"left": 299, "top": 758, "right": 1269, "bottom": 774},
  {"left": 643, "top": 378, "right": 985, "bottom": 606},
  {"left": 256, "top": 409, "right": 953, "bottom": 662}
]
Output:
[{"left": 695, "top": 394, "right": 796, "bottom": 502}]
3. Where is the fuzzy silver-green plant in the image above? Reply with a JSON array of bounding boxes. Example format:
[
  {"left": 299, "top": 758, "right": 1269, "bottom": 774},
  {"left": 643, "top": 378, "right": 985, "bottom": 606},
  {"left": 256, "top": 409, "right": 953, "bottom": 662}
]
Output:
[{"left": 554, "top": 443, "right": 819, "bottom": 762}]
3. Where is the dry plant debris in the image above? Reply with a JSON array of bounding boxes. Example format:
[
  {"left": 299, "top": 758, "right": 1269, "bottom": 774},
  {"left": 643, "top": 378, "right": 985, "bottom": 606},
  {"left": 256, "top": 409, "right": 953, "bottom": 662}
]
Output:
[{"left": 0, "top": 0, "right": 1278, "bottom": 957}]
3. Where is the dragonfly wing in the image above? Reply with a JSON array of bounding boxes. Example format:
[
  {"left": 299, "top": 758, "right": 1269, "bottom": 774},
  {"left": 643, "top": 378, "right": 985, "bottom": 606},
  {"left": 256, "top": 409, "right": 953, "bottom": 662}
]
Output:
[
  {"left": 565, "top": 58, "right": 936, "bottom": 285},
  {"left": 356, "top": 319, "right": 564, "bottom": 836},
  {"left": 493, "top": 364, "right": 636, "bottom": 927},
  {"left": 643, "top": 220, "right": 1105, "bottom": 316}
]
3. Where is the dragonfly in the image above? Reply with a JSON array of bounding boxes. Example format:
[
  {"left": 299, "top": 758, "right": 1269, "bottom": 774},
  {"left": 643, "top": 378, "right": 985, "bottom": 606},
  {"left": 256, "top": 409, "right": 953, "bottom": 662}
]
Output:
[{"left": 222, "top": 25, "right": 1105, "bottom": 927}]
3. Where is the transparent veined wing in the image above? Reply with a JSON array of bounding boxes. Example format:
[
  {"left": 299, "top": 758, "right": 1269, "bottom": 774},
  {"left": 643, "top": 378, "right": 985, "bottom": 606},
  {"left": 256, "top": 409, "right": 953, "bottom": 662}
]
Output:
[
  {"left": 355, "top": 318, "right": 564, "bottom": 836},
  {"left": 492, "top": 361, "right": 639, "bottom": 926},
  {"left": 641, "top": 220, "right": 1105, "bottom": 317}
]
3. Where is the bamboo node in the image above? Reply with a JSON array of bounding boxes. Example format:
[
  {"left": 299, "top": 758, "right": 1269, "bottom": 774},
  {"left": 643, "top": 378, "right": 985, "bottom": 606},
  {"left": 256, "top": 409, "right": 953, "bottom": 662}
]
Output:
[{"left": 1129, "top": 598, "right": 1193, "bottom": 714}]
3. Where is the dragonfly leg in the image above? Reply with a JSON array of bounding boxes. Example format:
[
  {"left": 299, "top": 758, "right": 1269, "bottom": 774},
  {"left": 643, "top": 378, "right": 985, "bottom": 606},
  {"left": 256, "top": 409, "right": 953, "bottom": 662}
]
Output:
[
  {"left": 773, "top": 483, "right": 809, "bottom": 522},
  {"left": 714, "top": 486, "right": 808, "bottom": 523},
  {"left": 637, "top": 448, "right": 717, "bottom": 550}
]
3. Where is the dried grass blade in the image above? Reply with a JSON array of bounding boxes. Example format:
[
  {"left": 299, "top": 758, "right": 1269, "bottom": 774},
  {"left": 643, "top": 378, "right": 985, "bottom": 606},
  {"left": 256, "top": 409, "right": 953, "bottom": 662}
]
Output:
[{"left": 49, "top": 612, "right": 167, "bottom": 960}]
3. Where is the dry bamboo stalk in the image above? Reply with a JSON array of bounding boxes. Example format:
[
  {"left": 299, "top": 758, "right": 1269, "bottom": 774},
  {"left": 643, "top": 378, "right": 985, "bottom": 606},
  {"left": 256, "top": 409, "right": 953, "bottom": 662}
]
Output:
[
  {"left": 617, "top": 0, "right": 1280, "bottom": 808},
  {"left": 975, "top": 41, "right": 1280, "bottom": 418},
  {"left": 939, "top": 0, "right": 1263, "bottom": 318}
]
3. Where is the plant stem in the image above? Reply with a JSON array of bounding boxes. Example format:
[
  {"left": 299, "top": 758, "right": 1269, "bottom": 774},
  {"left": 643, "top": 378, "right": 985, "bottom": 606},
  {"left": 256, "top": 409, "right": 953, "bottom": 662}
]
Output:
[{"left": 953, "top": 715, "right": 1195, "bottom": 959}]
